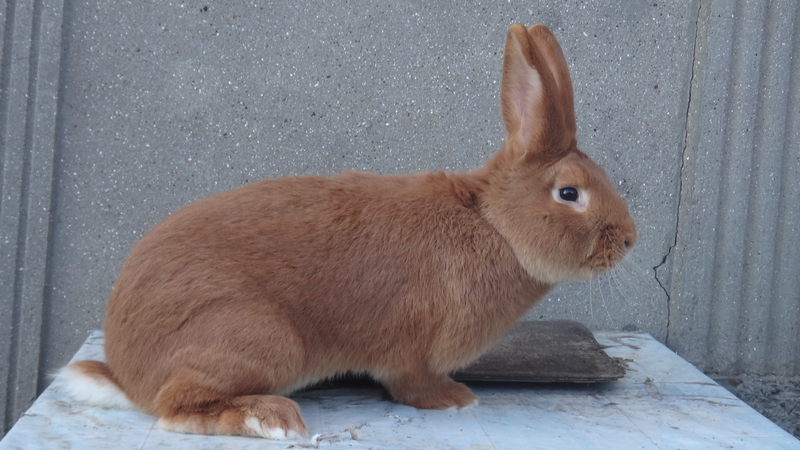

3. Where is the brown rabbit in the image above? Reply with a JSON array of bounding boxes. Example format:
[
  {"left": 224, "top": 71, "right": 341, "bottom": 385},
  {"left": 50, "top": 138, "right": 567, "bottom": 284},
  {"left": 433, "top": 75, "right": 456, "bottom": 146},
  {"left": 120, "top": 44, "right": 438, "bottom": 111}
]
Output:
[{"left": 61, "top": 24, "right": 636, "bottom": 440}]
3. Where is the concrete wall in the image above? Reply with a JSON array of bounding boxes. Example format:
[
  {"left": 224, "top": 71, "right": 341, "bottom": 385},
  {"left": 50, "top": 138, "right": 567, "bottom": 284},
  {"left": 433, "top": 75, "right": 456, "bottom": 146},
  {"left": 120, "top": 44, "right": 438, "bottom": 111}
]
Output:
[
  {"left": 1, "top": 0, "right": 796, "bottom": 436},
  {"left": 667, "top": 0, "right": 800, "bottom": 376}
]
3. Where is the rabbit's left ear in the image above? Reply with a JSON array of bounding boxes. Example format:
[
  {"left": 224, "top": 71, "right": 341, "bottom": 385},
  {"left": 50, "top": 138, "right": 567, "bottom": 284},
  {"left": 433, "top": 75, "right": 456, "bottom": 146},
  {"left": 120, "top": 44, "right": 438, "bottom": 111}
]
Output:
[{"left": 500, "top": 24, "right": 576, "bottom": 164}]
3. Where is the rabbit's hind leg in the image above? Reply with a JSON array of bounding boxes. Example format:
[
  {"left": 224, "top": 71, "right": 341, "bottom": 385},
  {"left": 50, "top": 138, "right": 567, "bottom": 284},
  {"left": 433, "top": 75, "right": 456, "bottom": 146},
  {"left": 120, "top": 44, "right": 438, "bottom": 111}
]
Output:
[{"left": 153, "top": 367, "right": 308, "bottom": 439}]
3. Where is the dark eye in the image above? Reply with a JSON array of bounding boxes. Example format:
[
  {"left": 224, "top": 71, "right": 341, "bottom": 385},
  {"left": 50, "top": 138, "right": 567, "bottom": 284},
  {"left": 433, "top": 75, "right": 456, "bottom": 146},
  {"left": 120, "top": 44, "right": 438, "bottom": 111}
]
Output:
[{"left": 559, "top": 187, "right": 579, "bottom": 202}]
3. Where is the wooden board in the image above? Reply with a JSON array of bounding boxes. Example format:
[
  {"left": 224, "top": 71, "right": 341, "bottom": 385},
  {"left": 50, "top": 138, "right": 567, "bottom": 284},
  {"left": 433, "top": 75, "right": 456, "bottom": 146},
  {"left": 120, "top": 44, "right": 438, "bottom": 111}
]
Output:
[{"left": 453, "top": 320, "right": 626, "bottom": 383}]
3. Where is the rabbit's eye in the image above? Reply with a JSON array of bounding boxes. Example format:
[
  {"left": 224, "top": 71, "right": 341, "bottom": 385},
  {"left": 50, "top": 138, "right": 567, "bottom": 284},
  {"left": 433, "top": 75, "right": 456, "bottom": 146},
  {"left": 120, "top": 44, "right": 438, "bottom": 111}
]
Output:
[
  {"left": 553, "top": 186, "right": 588, "bottom": 211},
  {"left": 559, "top": 187, "right": 579, "bottom": 202}
]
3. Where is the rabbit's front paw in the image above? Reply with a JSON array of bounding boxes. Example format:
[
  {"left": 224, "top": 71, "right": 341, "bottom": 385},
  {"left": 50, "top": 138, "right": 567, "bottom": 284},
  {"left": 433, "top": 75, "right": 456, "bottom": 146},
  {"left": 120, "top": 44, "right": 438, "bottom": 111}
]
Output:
[{"left": 386, "top": 373, "right": 479, "bottom": 410}]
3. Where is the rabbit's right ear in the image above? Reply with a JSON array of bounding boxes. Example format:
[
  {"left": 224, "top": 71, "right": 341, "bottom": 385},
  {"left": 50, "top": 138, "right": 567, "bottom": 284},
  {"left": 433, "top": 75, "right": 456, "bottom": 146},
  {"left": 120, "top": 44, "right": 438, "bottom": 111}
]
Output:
[
  {"left": 500, "top": 24, "right": 574, "bottom": 164},
  {"left": 527, "top": 25, "right": 576, "bottom": 137}
]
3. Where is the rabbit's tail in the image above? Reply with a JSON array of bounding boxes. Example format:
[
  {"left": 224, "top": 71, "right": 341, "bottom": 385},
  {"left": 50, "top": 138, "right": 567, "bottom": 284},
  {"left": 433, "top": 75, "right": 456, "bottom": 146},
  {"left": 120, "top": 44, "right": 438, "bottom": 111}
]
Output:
[{"left": 59, "top": 360, "right": 137, "bottom": 411}]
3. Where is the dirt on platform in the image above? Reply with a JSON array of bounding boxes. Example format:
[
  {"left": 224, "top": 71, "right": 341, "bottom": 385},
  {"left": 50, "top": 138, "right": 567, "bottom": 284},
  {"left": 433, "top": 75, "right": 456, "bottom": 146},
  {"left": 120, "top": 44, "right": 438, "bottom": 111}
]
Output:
[{"left": 713, "top": 375, "right": 800, "bottom": 440}]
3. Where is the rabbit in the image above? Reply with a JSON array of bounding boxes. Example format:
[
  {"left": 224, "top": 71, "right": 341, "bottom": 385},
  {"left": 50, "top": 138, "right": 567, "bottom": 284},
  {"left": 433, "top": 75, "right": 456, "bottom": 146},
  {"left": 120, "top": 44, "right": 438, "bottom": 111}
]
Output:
[{"left": 60, "top": 23, "right": 636, "bottom": 440}]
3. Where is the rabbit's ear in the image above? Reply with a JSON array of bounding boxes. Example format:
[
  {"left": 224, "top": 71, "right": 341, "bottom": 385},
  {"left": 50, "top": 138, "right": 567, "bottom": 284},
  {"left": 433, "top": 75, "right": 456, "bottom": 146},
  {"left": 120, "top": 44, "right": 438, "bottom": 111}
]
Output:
[
  {"left": 527, "top": 25, "right": 576, "bottom": 136},
  {"left": 500, "top": 24, "right": 575, "bottom": 163}
]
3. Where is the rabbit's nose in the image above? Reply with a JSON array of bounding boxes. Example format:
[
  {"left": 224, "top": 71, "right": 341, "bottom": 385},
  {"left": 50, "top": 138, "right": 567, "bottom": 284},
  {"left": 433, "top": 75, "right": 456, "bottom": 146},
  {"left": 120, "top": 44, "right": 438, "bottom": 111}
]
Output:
[{"left": 623, "top": 226, "right": 637, "bottom": 251}]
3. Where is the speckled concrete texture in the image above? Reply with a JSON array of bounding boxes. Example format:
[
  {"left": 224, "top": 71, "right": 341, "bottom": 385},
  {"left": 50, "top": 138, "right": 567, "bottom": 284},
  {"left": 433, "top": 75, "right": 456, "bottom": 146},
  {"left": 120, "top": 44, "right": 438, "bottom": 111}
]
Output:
[
  {"left": 3, "top": 0, "right": 798, "bottom": 441},
  {"left": 44, "top": 1, "right": 692, "bottom": 372}
]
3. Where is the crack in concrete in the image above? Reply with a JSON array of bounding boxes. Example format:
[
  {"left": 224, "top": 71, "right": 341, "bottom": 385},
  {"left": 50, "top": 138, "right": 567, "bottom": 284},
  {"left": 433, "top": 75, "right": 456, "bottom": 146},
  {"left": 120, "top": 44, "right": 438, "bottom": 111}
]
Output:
[{"left": 654, "top": 0, "right": 704, "bottom": 344}]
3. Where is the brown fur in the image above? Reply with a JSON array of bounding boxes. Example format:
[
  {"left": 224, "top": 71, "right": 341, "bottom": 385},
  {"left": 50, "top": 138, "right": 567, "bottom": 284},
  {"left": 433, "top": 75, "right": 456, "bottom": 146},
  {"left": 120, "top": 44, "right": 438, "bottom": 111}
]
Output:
[{"left": 66, "top": 24, "right": 636, "bottom": 439}]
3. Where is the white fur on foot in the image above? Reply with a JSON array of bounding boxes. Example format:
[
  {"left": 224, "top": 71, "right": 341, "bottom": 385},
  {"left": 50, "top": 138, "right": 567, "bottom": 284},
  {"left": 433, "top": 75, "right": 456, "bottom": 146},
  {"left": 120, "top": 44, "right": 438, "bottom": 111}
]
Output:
[
  {"left": 462, "top": 398, "right": 480, "bottom": 409},
  {"left": 445, "top": 398, "right": 480, "bottom": 412},
  {"left": 58, "top": 365, "right": 137, "bottom": 411},
  {"left": 243, "top": 416, "right": 303, "bottom": 440},
  {"left": 157, "top": 417, "right": 199, "bottom": 435}
]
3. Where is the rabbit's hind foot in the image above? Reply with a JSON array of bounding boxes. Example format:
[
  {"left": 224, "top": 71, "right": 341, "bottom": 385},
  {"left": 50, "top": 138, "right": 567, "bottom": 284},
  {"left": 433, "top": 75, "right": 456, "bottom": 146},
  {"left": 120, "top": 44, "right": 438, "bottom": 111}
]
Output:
[
  {"left": 154, "top": 372, "right": 308, "bottom": 440},
  {"left": 156, "top": 393, "right": 308, "bottom": 439}
]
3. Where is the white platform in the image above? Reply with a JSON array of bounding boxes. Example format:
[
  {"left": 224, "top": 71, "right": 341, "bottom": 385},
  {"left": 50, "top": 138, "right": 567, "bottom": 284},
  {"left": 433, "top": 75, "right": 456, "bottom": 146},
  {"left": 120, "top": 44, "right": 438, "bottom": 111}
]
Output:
[{"left": 2, "top": 331, "right": 798, "bottom": 449}]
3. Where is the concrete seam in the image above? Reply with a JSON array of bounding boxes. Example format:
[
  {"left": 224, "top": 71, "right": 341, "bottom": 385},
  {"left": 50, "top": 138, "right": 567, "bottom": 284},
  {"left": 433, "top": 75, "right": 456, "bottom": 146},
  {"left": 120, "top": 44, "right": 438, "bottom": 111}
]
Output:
[
  {"left": 738, "top": 0, "right": 787, "bottom": 376},
  {"left": 0, "top": 0, "right": 19, "bottom": 435},
  {"left": 6, "top": 0, "right": 44, "bottom": 432},
  {"left": 0, "top": 0, "right": 15, "bottom": 211},
  {"left": 654, "top": 0, "right": 703, "bottom": 345},
  {"left": 767, "top": 0, "right": 800, "bottom": 375},
  {"left": 37, "top": 0, "right": 72, "bottom": 400},
  {"left": 15, "top": 0, "right": 49, "bottom": 420},
  {"left": 1, "top": 0, "right": 60, "bottom": 434}
]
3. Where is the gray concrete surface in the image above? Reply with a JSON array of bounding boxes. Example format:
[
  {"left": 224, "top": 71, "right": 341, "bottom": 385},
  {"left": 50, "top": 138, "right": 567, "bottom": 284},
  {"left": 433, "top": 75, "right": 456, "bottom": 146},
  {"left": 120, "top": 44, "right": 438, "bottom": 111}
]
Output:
[
  {"left": 667, "top": 0, "right": 800, "bottom": 377},
  {"left": 1, "top": 0, "right": 798, "bottom": 440}
]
